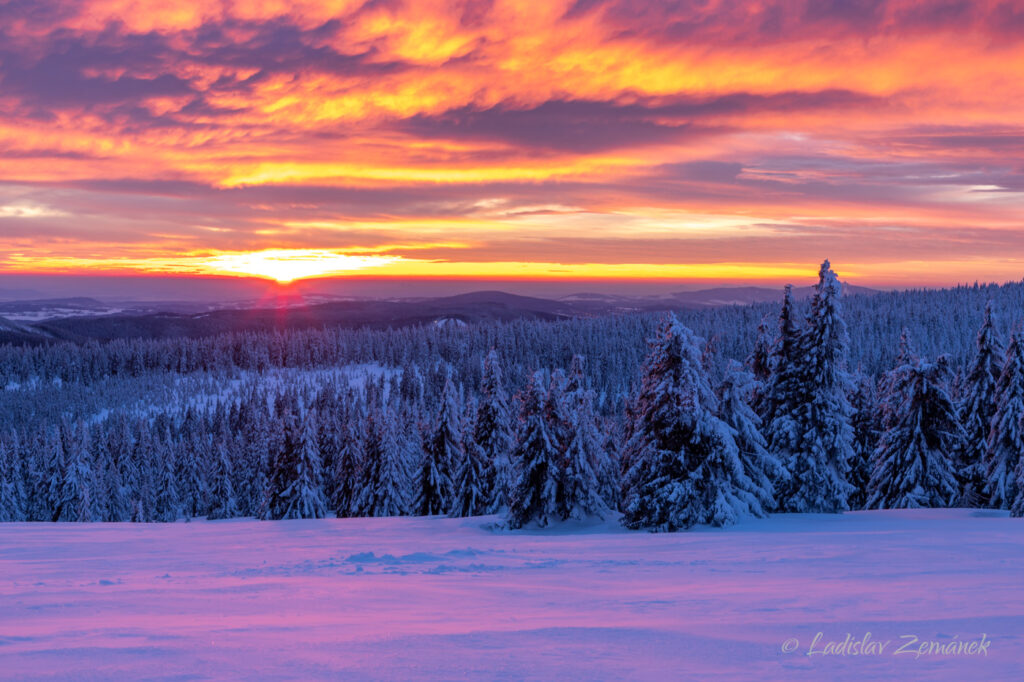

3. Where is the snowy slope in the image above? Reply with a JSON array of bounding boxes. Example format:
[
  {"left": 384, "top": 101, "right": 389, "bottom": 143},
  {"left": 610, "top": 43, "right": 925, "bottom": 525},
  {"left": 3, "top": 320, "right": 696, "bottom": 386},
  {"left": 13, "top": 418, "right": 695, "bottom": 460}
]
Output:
[{"left": 1, "top": 509, "right": 1020, "bottom": 680}]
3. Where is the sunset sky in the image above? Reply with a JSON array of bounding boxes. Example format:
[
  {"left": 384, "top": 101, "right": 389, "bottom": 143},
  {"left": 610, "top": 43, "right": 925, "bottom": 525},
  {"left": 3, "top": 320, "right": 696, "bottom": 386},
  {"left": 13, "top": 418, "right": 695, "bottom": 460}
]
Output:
[{"left": 1, "top": 0, "right": 1023, "bottom": 294}]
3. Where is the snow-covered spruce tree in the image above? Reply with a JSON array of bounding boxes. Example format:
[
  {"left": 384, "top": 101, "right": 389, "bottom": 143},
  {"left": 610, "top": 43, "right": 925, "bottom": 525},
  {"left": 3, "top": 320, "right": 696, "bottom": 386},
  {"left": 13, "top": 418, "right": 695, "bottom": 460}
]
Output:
[
  {"left": 265, "top": 409, "right": 328, "bottom": 520},
  {"left": 207, "top": 439, "right": 240, "bottom": 520},
  {"left": 877, "top": 328, "right": 918, "bottom": 433},
  {"left": 764, "top": 285, "right": 804, "bottom": 479},
  {"left": 24, "top": 430, "right": 52, "bottom": 522},
  {"left": 238, "top": 392, "right": 273, "bottom": 518},
  {"left": 848, "top": 372, "right": 880, "bottom": 509},
  {"left": 747, "top": 316, "right": 774, "bottom": 418},
  {"left": 316, "top": 405, "right": 343, "bottom": 505},
  {"left": 599, "top": 421, "right": 623, "bottom": 510},
  {"left": 544, "top": 368, "right": 570, "bottom": 459},
  {"left": 621, "top": 316, "right": 766, "bottom": 531},
  {"left": 867, "top": 356, "right": 963, "bottom": 509},
  {"left": 331, "top": 395, "right": 364, "bottom": 518},
  {"left": 0, "top": 439, "right": 26, "bottom": 522},
  {"left": 450, "top": 438, "right": 489, "bottom": 518},
  {"left": 43, "top": 429, "right": 66, "bottom": 522},
  {"left": 473, "top": 350, "right": 514, "bottom": 513},
  {"left": 153, "top": 441, "right": 181, "bottom": 522},
  {"left": 127, "top": 424, "right": 158, "bottom": 523},
  {"left": 89, "top": 434, "right": 118, "bottom": 522},
  {"left": 716, "top": 361, "right": 783, "bottom": 516},
  {"left": 55, "top": 422, "right": 95, "bottom": 522},
  {"left": 416, "top": 372, "right": 459, "bottom": 516},
  {"left": 776, "top": 260, "right": 855, "bottom": 513},
  {"left": 558, "top": 355, "right": 610, "bottom": 520},
  {"left": 507, "top": 371, "right": 561, "bottom": 528},
  {"left": 176, "top": 409, "right": 208, "bottom": 519},
  {"left": 958, "top": 302, "right": 1003, "bottom": 506},
  {"left": 351, "top": 402, "right": 410, "bottom": 517},
  {"left": 749, "top": 317, "right": 774, "bottom": 384},
  {"left": 984, "top": 332, "right": 1024, "bottom": 509},
  {"left": 103, "top": 416, "right": 137, "bottom": 522},
  {"left": 1011, "top": 455, "right": 1024, "bottom": 517},
  {"left": 450, "top": 396, "right": 488, "bottom": 518},
  {"left": 399, "top": 363, "right": 426, "bottom": 407}
]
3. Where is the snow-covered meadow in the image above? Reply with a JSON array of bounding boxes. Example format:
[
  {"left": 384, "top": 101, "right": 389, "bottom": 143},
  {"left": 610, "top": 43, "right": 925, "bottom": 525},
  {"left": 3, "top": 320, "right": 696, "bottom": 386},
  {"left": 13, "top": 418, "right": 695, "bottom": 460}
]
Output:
[{"left": 2, "top": 509, "right": 1021, "bottom": 681}]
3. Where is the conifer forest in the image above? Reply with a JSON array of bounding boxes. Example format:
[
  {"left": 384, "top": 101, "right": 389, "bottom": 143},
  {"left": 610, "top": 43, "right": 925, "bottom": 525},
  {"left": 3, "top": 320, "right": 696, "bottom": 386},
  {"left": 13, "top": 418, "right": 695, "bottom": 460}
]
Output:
[{"left": 3, "top": 261, "right": 1023, "bottom": 528}]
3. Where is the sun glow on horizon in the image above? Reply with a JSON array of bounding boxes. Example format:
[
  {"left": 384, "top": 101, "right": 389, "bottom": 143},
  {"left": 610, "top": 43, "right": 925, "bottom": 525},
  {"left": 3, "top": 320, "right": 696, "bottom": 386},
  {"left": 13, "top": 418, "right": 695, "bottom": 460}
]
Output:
[{"left": 201, "top": 249, "right": 403, "bottom": 283}]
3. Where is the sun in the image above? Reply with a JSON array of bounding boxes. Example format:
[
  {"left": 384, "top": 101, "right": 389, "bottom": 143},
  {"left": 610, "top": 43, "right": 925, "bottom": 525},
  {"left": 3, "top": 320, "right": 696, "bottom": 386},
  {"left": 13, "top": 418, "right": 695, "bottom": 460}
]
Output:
[{"left": 201, "top": 249, "right": 401, "bottom": 283}]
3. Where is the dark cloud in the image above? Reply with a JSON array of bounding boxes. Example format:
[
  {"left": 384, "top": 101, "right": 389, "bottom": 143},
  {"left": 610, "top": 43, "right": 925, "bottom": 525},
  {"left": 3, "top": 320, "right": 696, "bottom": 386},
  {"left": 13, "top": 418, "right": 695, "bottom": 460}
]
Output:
[
  {"left": 0, "top": 15, "right": 408, "bottom": 125},
  {"left": 400, "top": 101, "right": 701, "bottom": 152},
  {"left": 398, "top": 90, "right": 877, "bottom": 153},
  {"left": 588, "top": 0, "right": 1014, "bottom": 44},
  {"left": 889, "top": 128, "right": 1024, "bottom": 154},
  {"left": 562, "top": 0, "right": 609, "bottom": 20},
  {"left": 456, "top": 0, "right": 495, "bottom": 27},
  {"left": 0, "top": 46, "right": 192, "bottom": 108},
  {"left": 0, "top": 148, "right": 104, "bottom": 160},
  {"left": 801, "top": 0, "right": 888, "bottom": 30},
  {"left": 188, "top": 19, "right": 407, "bottom": 79}
]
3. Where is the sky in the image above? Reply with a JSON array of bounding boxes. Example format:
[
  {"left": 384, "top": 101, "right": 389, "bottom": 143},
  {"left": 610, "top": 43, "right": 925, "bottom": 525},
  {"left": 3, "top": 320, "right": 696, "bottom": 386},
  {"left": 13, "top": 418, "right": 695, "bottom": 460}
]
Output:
[{"left": 1, "top": 0, "right": 1023, "bottom": 296}]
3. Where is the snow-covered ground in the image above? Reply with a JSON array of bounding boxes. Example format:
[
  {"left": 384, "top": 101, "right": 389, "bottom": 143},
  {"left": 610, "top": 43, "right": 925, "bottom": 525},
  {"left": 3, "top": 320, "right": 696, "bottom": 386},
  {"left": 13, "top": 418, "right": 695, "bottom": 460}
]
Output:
[{"left": 1, "top": 509, "right": 1021, "bottom": 680}]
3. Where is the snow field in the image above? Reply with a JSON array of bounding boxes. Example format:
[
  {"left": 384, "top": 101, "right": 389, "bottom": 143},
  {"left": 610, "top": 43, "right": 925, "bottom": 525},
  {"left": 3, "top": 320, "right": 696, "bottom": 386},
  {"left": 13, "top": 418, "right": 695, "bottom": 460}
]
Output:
[{"left": 1, "top": 508, "right": 1021, "bottom": 681}]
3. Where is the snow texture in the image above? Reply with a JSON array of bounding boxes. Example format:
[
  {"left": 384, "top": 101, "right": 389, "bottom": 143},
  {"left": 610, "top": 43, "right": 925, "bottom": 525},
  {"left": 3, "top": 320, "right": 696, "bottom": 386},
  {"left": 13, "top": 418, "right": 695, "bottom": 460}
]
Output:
[{"left": 1, "top": 509, "right": 1021, "bottom": 680}]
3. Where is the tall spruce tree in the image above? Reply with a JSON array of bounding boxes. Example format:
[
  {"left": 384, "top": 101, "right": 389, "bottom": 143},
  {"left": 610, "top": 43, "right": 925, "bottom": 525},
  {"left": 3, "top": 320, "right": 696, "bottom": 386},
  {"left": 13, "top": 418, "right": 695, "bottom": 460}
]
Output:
[
  {"left": 176, "top": 409, "right": 207, "bottom": 519},
  {"left": 848, "top": 372, "right": 880, "bottom": 509},
  {"left": 25, "top": 430, "right": 52, "bottom": 522},
  {"left": 449, "top": 429, "right": 489, "bottom": 517},
  {"left": 416, "top": 373, "right": 459, "bottom": 516},
  {"left": 331, "top": 396, "right": 364, "bottom": 517},
  {"left": 868, "top": 356, "right": 962, "bottom": 509},
  {"left": 1011, "top": 455, "right": 1024, "bottom": 517},
  {"left": 130, "top": 425, "right": 158, "bottom": 523},
  {"left": 958, "top": 302, "right": 1003, "bottom": 506},
  {"left": 747, "top": 317, "right": 774, "bottom": 418},
  {"left": 154, "top": 442, "right": 181, "bottom": 522},
  {"left": 474, "top": 351, "right": 514, "bottom": 513},
  {"left": 775, "top": 261, "right": 855, "bottom": 513},
  {"left": 352, "top": 403, "right": 410, "bottom": 517},
  {"left": 507, "top": 371, "right": 561, "bottom": 528},
  {"left": 450, "top": 395, "right": 488, "bottom": 518},
  {"left": 558, "top": 355, "right": 611, "bottom": 520},
  {"left": 55, "top": 422, "right": 94, "bottom": 522},
  {"left": 764, "top": 285, "right": 804, "bottom": 471},
  {"left": 90, "top": 433, "right": 120, "bottom": 522},
  {"left": 984, "top": 332, "right": 1024, "bottom": 509},
  {"left": 316, "top": 404, "right": 343, "bottom": 506},
  {"left": 265, "top": 409, "right": 328, "bottom": 520},
  {"left": 716, "top": 361, "right": 783, "bottom": 516},
  {"left": 207, "top": 438, "right": 240, "bottom": 520},
  {"left": 622, "top": 317, "right": 767, "bottom": 531},
  {"left": 876, "top": 328, "right": 918, "bottom": 435},
  {"left": 105, "top": 417, "right": 136, "bottom": 522},
  {"left": 0, "top": 440, "right": 26, "bottom": 522}
]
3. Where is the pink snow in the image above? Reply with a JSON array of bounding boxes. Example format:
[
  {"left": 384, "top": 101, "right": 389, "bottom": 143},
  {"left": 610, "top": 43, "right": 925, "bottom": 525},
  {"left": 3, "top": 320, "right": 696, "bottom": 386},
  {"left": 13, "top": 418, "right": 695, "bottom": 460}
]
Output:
[{"left": 1, "top": 509, "right": 1021, "bottom": 680}]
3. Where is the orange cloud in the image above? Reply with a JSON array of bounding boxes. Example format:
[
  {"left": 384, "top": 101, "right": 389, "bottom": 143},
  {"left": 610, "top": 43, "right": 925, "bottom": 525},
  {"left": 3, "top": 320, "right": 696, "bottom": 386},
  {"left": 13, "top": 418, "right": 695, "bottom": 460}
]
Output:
[{"left": 1, "top": 0, "right": 1023, "bottom": 287}]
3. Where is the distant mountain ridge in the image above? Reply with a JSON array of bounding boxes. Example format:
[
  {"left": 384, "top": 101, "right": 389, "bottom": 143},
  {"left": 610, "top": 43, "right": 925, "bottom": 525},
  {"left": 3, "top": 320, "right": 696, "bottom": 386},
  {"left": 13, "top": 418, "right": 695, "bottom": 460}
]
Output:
[{"left": 0, "top": 283, "right": 879, "bottom": 346}]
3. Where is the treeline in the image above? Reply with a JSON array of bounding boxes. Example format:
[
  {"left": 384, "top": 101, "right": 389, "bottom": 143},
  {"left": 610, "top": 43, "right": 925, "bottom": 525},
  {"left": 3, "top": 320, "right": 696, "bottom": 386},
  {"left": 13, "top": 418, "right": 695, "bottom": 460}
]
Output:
[
  {"left": 0, "top": 350, "right": 619, "bottom": 525},
  {"left": 1, "top": 261, "right": 1023, "bottom": 527},
  {"left": 4, "top": 278, "right": 1024, "bottom": 394}
]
